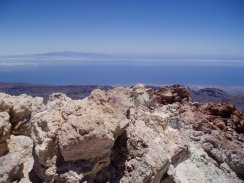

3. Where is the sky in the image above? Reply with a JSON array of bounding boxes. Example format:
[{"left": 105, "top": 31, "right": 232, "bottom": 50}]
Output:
[{"left": 0, "top": 0, "right": 244, "bottom": 58}]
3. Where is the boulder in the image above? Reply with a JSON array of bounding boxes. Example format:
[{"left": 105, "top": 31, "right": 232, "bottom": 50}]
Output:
[{"left": 31, "top": 88, "right": 132, "bottom": 182}]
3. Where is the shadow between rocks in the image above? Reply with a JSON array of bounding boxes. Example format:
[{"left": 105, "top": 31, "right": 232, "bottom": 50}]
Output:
[
  {"left": 95, "top": 131, "right": 129, "bottom": 183},
  {"left": 28, "top": 169, "right": 42, "bottom": 183}
]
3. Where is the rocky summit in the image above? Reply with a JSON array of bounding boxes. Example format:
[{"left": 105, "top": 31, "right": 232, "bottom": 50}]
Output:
[{"left": 0, "top": 84, "right": 243, "bottom": 183}]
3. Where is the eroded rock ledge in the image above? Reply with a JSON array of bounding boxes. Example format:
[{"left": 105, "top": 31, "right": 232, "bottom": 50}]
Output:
[{"left": 0, "top": 84, "right": 243, "bottom": 183}]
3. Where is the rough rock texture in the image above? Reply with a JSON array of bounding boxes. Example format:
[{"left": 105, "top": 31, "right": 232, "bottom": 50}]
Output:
[
  {"left": 153, "top": 85, "right": 191, "bottom": 105},
  {"left": 172, "top": 141, "right": 242, "bottom": 183},
  {"left": 180, "top": 102, "right": 244, "bottom": 179},
  {"left": 0, "top": 135, "right": 33, "bottom": 183},
  {"left": 0, "top": 93, "right": 43, "bottom": 136},
  {"left": 0, "top": 93, "right": 42, "bottom": 183},
  {"left": 0, "top": 112, "right": 11, "bottom": 156},
  {"left": 0, "top": 84, "right": 243, "bottom": 183},
  {"left": 31, "top": 88, "right": 133, "bottom": 182}
]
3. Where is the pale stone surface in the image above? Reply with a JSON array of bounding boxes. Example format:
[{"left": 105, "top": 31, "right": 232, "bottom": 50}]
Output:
[
  {"left": 31, "top": 110, "right": 64, "bottom": 182},
  {"left": 30, "top": 88, "right": 133, "bottom": 182},
  {"left": 95, "top": 86, "right": 190, "bottom": 183},
  {"left": 0, "top": 93, "right": 44, "bottom": 136},
  {"left": 59, "top": 89, "right": 131, "bottom": 162},
  {"left": 174, "top": 142, "right": 242, "bottom": 183},
  {"left": 0, "top": 85, "right": 243, "bottom": 183},
  {"left": 0, "top": 135, "right": 33, "bottom": 183}
]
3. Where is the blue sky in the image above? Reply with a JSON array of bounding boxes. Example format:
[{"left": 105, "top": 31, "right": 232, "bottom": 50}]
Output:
[{"left": 0, "top": 0, "right": 244, "bottom": 57}]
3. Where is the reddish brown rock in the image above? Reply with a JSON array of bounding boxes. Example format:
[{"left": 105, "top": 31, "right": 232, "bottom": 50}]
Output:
[
  {"left": 198, "top": 103, "right": 244, "bottom": 134},
  {"left": 153, "top": 85, "right": 191, "bottom": 105},
  {"left": 199, "top": 103, "right": 235, "bottom": 118},
  {"left": 213, "top": 118, "right": 226, "bottom": 131},
  {"left": 178, "top": 100, "right": 244, "bottom": 179}
]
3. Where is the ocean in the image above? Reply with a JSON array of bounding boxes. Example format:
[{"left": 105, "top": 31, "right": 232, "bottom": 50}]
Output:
[{"left": 0, "top": 62, "right": 244, "bottom": 86}]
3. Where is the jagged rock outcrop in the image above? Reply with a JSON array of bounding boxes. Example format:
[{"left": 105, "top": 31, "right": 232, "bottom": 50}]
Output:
[
  {"left": 178, "top": 96, "right": 244, "bottom": 180},
  {"left": 29, "top": 86, "right": 190, "bottom": 182},
  {"left": 0, "top": 93, "right": 43, "bottom": 136},
  {"left": 153, "top": 85, "right": 191, "bottom": 105},
  {"left": 0, "top": 85, "right": 243, "bottom": 183},
  {"left": 0, "top": 93, "right": 42, "bottom": 183},
  {"left": 31, "top": 88, "right": 133, "bottom": 182}
]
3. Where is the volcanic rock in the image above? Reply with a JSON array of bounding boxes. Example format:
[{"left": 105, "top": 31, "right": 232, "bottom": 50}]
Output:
[
  {"left": 0, "top": 135, "right": 33, "bottom": 183},
  {"left": 0, "top": 84, "right": 243, "bottom": 183},
  {"left": 153, "top": 85, "right": 191, "bottom": 104},
  {"left": 0, "top": 112, "right": 11, "bottom": 156}
]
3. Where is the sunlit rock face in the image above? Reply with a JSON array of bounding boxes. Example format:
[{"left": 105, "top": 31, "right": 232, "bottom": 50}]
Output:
[{"left": 0, "top": 84, "right": 243, "bottom": 183}]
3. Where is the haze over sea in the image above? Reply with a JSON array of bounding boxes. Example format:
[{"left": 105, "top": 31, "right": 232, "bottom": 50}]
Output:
[{"left": 0, "top": 52, "right": 244, "bottom": 86}]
